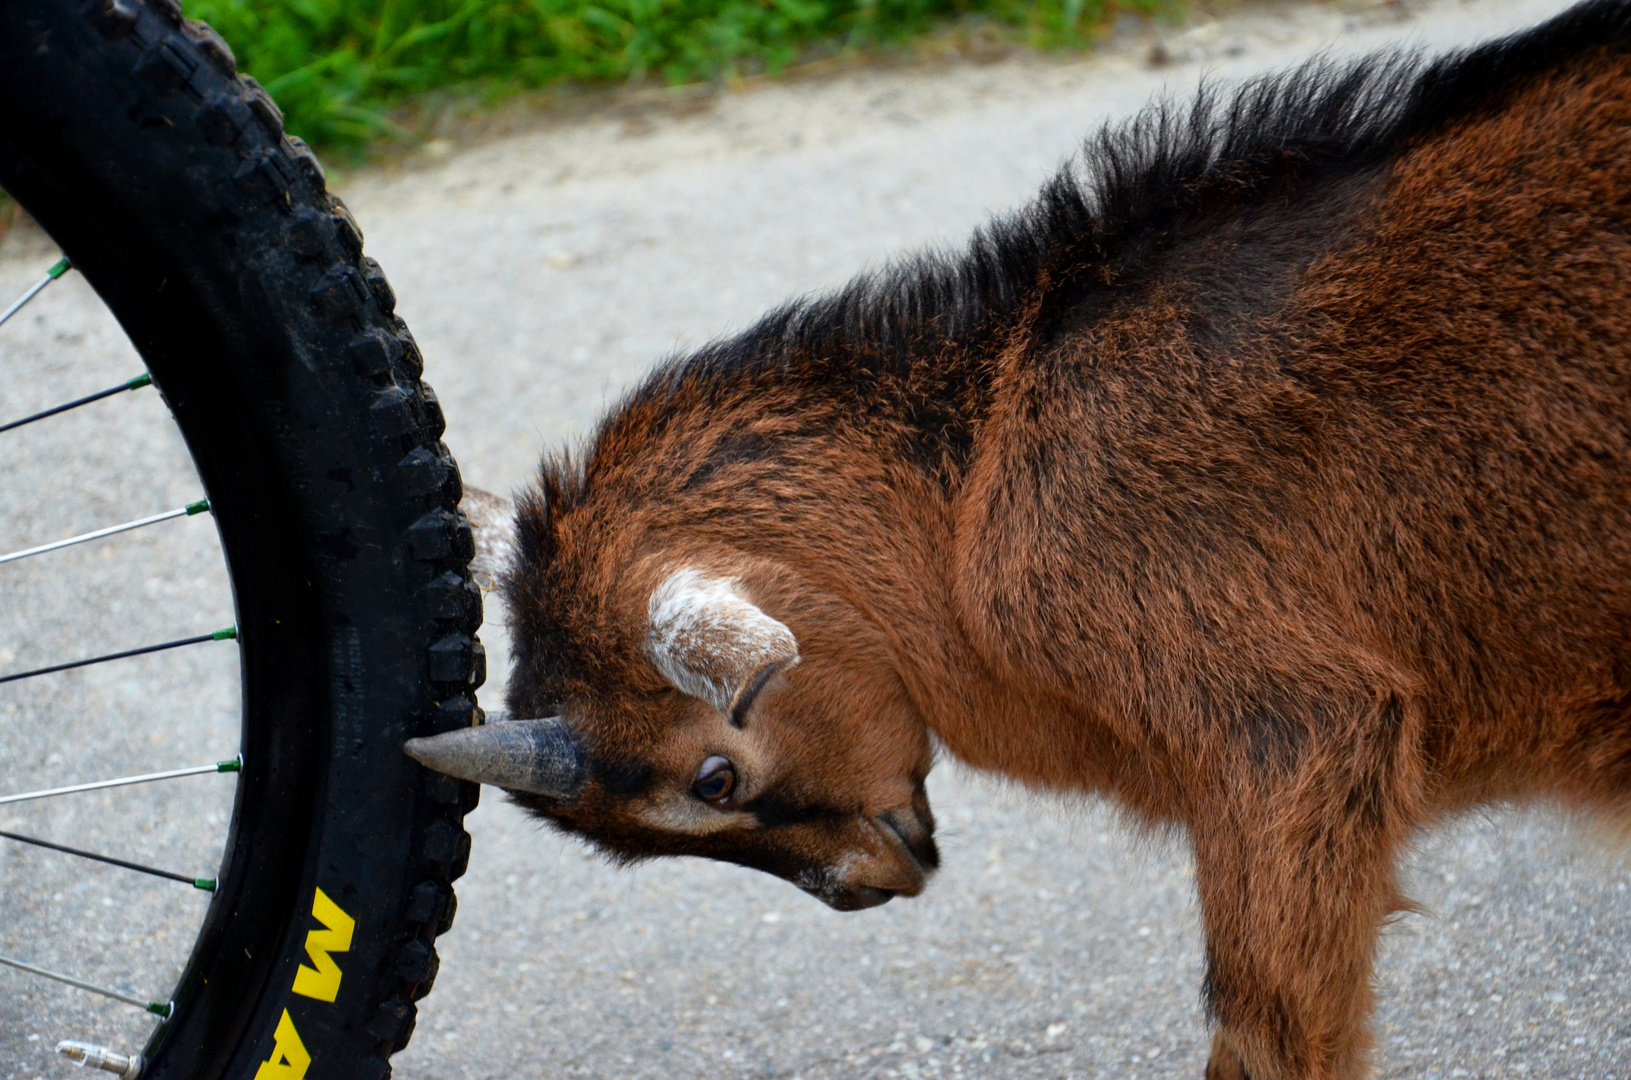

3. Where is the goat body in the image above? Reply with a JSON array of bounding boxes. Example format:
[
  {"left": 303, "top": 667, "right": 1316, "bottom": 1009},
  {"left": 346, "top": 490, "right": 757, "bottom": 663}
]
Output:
[{"left": 423, "top": 4, "right": 1631, "bottom": 1076}]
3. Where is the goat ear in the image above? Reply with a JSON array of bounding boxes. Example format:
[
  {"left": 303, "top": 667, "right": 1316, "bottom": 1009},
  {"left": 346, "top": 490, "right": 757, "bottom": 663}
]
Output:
[
  {"left": 460, "top": 486, "right": 516, "bottom": 586},
  {"left": 644, "top": 568, "right": 799, "bottom": 722}
]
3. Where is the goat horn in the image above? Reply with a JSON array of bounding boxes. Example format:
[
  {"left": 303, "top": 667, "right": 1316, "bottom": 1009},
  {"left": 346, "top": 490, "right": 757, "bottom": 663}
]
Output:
[{"left": 403, "top": 713, "right": 584, "bottom": 801}]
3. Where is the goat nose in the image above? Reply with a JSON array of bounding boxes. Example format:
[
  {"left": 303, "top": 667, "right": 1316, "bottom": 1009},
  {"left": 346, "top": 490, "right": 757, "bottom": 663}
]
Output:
[{"left": 876, "top": 807, "right": 940, "bottom": 872}]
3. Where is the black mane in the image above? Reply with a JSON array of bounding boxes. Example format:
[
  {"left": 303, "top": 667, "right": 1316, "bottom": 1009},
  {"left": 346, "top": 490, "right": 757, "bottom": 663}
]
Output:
[{"left": 619, "top": 0, "right": 1631, "bottom": 404}]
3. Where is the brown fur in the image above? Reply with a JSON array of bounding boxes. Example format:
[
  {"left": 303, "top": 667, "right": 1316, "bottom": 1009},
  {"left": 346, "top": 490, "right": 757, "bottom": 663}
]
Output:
[{"left": 498, "top": 6, "right": 1631, "bottom": 1076}]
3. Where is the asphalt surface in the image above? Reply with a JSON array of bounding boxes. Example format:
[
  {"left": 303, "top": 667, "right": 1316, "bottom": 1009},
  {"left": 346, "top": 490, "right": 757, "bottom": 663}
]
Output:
[{"left": 3, "top": 0, "right": 1631, "bottom": 1076}]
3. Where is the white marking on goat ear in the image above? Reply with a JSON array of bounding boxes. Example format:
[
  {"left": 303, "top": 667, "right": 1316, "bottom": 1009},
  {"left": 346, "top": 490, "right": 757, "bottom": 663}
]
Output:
[{"left": 644, "top": 568, "right": 800, "bottom": 717}]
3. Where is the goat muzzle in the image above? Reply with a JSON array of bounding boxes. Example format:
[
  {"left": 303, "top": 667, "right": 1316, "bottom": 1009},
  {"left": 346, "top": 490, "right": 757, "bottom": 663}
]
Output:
[{"left": 403, "top": 712, "right": 585, "bottom": 800}]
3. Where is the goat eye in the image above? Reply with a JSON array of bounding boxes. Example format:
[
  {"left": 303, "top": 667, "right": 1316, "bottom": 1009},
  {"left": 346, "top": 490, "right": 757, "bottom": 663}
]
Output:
[{"left": 692, "top": 756, "right": 735, "bottom": 804}]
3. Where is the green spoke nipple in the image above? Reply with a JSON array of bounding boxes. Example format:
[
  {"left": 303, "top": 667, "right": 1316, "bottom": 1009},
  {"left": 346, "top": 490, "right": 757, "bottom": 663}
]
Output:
[
  {"left": 194, "top": 878, "right": 217, "bottom": 892},
  {"left": 185, "top": 499, "right": 210, "bottom": 516},
  {"left": 126, "top": 373, "right": 152, "bottom": 391},
  {"left": 216, "top": 755, "right": 242, "bottom": 773},
  {"left": 47, "top": 257, "right": 71, "bottom": 280},
  {"left": 146, "top": 1001, "right": 172, "bottom": 1019},
  {"left": 211, "top": 626, "right": 237, "bottom": 641}
]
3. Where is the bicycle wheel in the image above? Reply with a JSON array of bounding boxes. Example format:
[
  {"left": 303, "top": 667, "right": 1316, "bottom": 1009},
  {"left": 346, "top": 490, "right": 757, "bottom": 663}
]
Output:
[{"left": 0, "top": 2, "right": 483, "bottom": 1076}]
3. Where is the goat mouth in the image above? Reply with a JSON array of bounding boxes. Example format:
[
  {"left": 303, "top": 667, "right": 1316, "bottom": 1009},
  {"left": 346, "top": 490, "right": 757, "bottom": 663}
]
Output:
[{"left": 794, "top": 811, "right": 936, "bottom": 911}]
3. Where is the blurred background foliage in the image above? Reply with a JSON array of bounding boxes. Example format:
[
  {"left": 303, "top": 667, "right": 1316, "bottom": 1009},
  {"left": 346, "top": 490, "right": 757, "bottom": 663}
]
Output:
[{"left": 186, "top": 0, "right": 1169, "bottom": 153}]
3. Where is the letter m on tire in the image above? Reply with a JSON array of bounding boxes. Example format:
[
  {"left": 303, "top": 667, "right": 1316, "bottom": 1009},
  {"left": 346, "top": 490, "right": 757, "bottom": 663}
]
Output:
[{"left": 292, "top": 887, "right": 355, "bottom": 1003}]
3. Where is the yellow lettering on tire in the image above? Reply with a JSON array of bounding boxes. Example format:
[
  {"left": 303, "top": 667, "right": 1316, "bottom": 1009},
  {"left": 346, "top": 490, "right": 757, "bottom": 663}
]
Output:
[
  {"left": 291, "top": 886, "right": 355, "bottom": 1003},
  {"left": 254, "top": 1010, "right": 311, "bottom": 1080}
]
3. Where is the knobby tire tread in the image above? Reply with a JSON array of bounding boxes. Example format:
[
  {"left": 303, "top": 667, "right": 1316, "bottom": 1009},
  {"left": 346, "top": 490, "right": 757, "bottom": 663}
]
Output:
[{"left": 0, "top": 1, "right": 483, "bottom": 1076}]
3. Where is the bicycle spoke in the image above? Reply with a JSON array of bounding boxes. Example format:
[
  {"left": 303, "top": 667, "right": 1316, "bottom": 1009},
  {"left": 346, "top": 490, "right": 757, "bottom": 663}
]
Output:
[
  {"left": 0, "top": 256, "right": 71, "bottom": 330},
  {"left": 0, "top": 626, "right": 236, "bottom": 686},
  {"left": 0, "top": 756, "right": 240, "bottom": 806},
  {"left": 0, "top": 953, "right": 171, "bottom": 1017},
  {"left": 0, "top": 498, "right": 210, "bottom": 566},
  {"left": 0, "top": 829, "right": 216, "bottom": 891},
  {"left": 0, "top": 373, "right": 151, "bottom": 435}
]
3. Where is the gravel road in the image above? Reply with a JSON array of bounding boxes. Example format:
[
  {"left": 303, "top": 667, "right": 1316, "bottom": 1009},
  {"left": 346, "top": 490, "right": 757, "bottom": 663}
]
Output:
[{"left": 4, "top": 0, "right": 1631, "bottom": 1076}]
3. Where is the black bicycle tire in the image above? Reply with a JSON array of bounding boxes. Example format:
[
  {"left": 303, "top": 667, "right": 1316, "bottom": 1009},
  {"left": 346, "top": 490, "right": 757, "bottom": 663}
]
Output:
[{"left": 0, "top": 3, "right": 484, "bottom": 1077}]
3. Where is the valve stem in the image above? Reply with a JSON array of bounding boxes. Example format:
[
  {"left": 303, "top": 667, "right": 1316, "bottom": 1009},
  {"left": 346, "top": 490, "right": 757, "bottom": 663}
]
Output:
[{"left": 56, "top": 1041, "right": 144, "bottom": 1079}]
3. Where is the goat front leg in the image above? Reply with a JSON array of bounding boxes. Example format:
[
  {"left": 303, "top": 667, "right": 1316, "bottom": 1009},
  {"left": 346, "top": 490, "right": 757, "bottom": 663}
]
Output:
[{"left": 1191, "top": 780, "right": 1407, "bottom": 1080}]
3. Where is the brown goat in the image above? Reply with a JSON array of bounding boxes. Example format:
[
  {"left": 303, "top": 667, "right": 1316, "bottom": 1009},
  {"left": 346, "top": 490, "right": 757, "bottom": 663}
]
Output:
[{"left": 408, "top": 4, "right": 1631, "bottom": 1076}]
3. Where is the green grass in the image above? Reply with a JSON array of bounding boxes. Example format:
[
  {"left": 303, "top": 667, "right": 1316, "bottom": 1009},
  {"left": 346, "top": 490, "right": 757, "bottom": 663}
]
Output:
[{"left": 186, "top": 0, "right": 1170, "bottom": 153}]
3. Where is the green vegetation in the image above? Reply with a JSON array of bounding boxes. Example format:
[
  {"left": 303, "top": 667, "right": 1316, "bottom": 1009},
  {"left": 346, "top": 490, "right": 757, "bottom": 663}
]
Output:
[{"left": 186, "top": 0, "right": 1167, "bottom": 152}]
